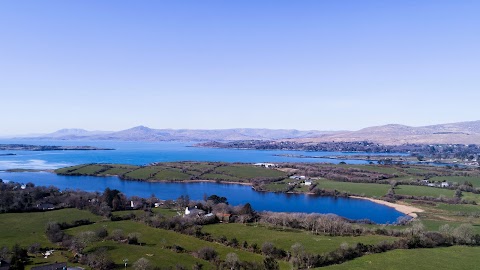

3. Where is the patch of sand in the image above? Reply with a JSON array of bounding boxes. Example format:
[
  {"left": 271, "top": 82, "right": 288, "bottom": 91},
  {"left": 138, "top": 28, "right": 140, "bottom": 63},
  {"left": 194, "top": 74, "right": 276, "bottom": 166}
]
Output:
[{"left": 350, "top": 196, "right": 424, "bottom": 218}]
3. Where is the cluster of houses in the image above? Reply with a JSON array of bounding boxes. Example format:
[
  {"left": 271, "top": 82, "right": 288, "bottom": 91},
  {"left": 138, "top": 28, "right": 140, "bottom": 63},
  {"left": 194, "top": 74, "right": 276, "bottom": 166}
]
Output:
[
  {"left": 253, "top": 163, "right": 277, "bottom": 168},
  {"left": 420, "top": 179, "right": 451, "bottom": 188},
  {"left": 184, "top": 206, "right": 231, "bottom": 222},
  {"left": 289, "top": 175, "right": 313, "bottom": 186}
]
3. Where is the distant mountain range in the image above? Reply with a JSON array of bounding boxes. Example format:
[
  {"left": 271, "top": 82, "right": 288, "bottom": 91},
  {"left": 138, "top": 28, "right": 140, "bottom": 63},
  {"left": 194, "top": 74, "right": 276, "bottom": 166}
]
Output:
[
  {"left": 295, "top": 120, "right": 480, "bottom": 145},
  {"left": 21, "top": 126, "right": 334, "bottom": 142},
  {"left": 13, "top": 120, "right": 480, "bottom": 145}
]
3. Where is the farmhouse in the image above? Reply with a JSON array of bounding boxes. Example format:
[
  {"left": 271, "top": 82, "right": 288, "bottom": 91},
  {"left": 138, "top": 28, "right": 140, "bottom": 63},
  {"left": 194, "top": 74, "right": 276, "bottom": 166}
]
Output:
[
  {"left": 304, "top": 181, "right": 312, "bottom": 186},
  {"left": 253, "top": 163, "right": 277, "bottom": 168},
  {"left": 441, "top": 182, "right": 450, "bottom": 188},
  {"left": 36, "top": 203, "right": 55, "bottom": 210},
  {"left": 184, "top": 206, "right": 205, "bottom": 217}
]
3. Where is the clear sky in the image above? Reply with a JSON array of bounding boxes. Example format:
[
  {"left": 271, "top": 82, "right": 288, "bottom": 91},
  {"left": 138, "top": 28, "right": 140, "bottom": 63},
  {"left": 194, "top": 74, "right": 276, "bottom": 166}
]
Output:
[{"left": 1, "top": 1, "right": 479, "bottom": 135}]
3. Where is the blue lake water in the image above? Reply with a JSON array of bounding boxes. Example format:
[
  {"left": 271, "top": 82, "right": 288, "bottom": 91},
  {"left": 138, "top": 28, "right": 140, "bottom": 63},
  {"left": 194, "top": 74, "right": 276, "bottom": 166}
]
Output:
[
  {"left": 0, "top": 139, "right": 405, "bottom": 170},
  {"left": 0, "top": 171, "right": 404, "bottom": 223},
  {"left": 0, "top": 139, "right": 407, "bottom": 223}
]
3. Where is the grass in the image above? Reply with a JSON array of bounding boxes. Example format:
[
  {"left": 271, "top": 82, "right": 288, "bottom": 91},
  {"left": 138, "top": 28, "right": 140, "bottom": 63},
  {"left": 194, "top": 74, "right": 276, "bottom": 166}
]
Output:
[
  {"left": 394, "top": 185, "right": 455, "bottom": 198},
  {"left": 98, "top": 165, "right": 139, "bottom": 176},
  {"left": 214, "top": 165, "right": 287, "bottom": 179},
  {"left": 0, "top": 209, "right": 102, "bottom": 246},
  {"left": 69, "top": 164, "right": 108, "bottom": 175},
  {"left": 319, "top": 246, "right": 480, "bottom": 270},
  {"left": 66, "top": 220, "right": 290, "bottom": 269},
  {"left": 200, "top": 173, "right": 242, "bottom": 181},
  {"left": 421, "top": 219, "right": 480, "bottom": 234},
  {"left": 429, "top": 176, "right": 480, "bottom": 187},
  {"left": 314, "top": 179, "right": 390, "bottom": 197},
  {"left": 54, "top": 164, "right": 87, "bottom": 174},
  {"left": 55, "top": 163, "right": 288, "bottom": 183},
  {"left": 337, "top": 165, "right": 403, "bottom": 175},
  {"left": 123, "top": 167, "right": 164, "bottom": 180},
  {"left": 201, "top": 223, "right": 398, "bottom": 254},
  {"left": 153, "top": 169, "right": 192, "bottom": 180},
  {"left": 435, "top": 203, "right": 480, "bottom": 214}
]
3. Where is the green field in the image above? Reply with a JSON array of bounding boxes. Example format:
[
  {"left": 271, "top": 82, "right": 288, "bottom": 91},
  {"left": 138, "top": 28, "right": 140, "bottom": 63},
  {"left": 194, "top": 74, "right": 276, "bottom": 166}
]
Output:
[
  {"left": 66, "top": 220, "right": 290, "bottom": 269},
  {"left": 152, "top": 168, "right": 192, "bottom": 180},
  {"left": 68, "top": 164, "right": 107, "bottom": 175},
  {"left": 55, "top": 162, "right": 288, "bottom": 183},
  {"left": 429, "top": 176, "right": 480, "bottom": 187},
  {"left": 0, "top": 209, "right": 102, "bottom": 246},
  {"left": 202, "top": 223, "right": 398, "bottom": 254},
  {"left": 214, "top": 165, "right": 287, "bottom": 179},
  {"left": 201, "top": 173, "right": 242, "bottom": 181},
  {"left": 320, "top": 246, "right": 480, "bottom": 270},
  {"left": 314, "top": 179, "right": 390, "bottom": 197},
  {"left": 335, "top": 165, "right": 404, "bottom": 175},
  {"left": 394, "top": 185, "right": 455, "bottom": 197}
]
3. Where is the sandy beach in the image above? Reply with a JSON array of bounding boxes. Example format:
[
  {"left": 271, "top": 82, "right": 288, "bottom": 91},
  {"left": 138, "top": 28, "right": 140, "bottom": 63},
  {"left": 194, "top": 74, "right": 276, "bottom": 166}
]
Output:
[{"left": 350, "top": 196, "right": 424, "bottom": 218}]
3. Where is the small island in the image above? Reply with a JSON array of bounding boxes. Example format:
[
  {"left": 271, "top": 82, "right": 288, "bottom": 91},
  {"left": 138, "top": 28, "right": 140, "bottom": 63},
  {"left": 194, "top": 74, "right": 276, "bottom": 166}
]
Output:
[{"left": 0, "top": 144, "right": 114, "bottom": 151}]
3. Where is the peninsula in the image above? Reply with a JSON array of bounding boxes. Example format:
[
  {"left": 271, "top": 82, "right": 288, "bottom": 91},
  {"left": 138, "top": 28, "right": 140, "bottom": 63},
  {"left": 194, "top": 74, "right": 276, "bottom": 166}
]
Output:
[{"left": 0, "top": 144, "right": 114, "bottom": 151}]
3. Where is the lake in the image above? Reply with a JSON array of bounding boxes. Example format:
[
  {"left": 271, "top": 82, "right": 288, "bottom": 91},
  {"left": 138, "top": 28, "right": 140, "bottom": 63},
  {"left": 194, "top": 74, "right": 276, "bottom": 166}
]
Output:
[
  {"left": 0, "top": 171, "right": 405, "bottom": 223},
  {"left": 0, "top": 139, "right": 404, "bottom": 170},
  {"left": 0, "top": 139, "right": 407, "bottom": 223}
]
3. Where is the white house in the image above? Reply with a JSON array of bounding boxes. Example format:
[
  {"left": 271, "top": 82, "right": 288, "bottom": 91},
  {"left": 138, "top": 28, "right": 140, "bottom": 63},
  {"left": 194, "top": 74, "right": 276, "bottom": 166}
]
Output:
[
  {"left": 441, "top": 182, "right": 450, "bottom": 188},
  {"left": 304, "top": 181, "right": 312, "bottom": 186},
  {"left": 184, "top": 206, "right": 205, "bottom": 217},
  {"left": 254, "top": 163, "right": 276, "bottom": 168},
  {"left": 290, "top": 175, "right": 306, "bottom": 180}
]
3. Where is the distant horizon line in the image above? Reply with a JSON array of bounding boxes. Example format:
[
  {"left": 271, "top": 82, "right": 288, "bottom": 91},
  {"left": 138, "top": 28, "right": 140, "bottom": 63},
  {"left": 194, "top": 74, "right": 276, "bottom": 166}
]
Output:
[{"left": 1, "top": 119, "right": 480, "bottom": 138}]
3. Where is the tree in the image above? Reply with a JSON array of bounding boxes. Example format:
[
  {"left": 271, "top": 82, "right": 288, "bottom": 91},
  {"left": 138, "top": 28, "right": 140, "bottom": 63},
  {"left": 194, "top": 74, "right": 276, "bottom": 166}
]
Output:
[
  {"left": 454, "top": 189, "right": 463, "bottom": 199},
  {"left": 85, "top": 248, "right": 114, "bottom": 270},
  {"left": 261, "top": 242, "right": 275, "bottom": 256},
  {"left": 197, "top": 247, "right": 217, "bottom": 261},
  {"left": 453, "top": 224, "right": 474, "bottom": 244},
  {"left": 207, "top": 195, "right": 228, "bottom": 205},
  {"left": 133, "top": 257, "right": 151, "bottom": 270},
  {"left": 27, "top": 243, "right": 40, "bottom": 257},
  {"left": 263, "top": 256, "right": 279, "bottom": 270},
  {"left": 10, "top": 244, "right": 28, "bottom": 270},
  {"left": 224, "top": 252, "right": 240, "bottom": 270}
]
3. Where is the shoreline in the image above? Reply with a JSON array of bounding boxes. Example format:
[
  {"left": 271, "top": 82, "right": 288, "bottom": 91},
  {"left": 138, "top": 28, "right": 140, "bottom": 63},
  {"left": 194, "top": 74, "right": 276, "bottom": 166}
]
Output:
[
  {"left": 350, "top": 196, "right": 424, "bottom": 218},
  {"left": 146, "top": 179, "right": 253, "bottom": 186}
]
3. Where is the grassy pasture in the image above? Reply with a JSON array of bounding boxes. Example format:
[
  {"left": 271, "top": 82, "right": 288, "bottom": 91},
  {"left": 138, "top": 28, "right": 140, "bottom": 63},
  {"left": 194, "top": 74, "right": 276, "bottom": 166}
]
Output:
[
  {"left": 0, "top": 209, "right": 102, "bottom": 246},
  {"left": 214, "top": 165, "right": 287, "bottom": 179},
  {"left": 394, "top": 185, "right": 454, "bottom": 197},
  {"left": 320, "top": 246, "right": 480, "bottom": 270},
  {"left": 201, "top": 223, "right": 398, "bottom": 254},
  {"left": 314, "top": 179, "right": 390, "bottom": 197},
  {"left": 66, "top": 220, "right": 290, "bottom": 269},
  {"left": 429, "top": 176, "right": 480, "bottom": 187},
  {"left": 152, "top": 169, "right": 191, "bottom": 180},
  {"left": 200, "top": 173, "right": 242, "bottom": 181},
  {"left": 69, "top": 164, "right": 107, "bottom": 175},
  {"left": 53, "top": 164, "right": 87, "bottom": 174}
]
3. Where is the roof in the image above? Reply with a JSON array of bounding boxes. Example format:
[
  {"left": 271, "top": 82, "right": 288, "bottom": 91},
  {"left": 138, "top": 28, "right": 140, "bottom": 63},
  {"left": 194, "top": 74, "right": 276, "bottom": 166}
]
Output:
[{"left": 0, "top": 260, "right": 10, "bottom": 270}]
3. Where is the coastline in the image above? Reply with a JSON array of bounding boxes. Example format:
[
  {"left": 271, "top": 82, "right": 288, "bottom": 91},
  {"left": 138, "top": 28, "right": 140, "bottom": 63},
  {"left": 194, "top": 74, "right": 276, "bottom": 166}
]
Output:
[
  {"left": 350, "top": 195, "right": 424, "bottom": 218},
  {"left": 146, "top": 179, "right": 253, "bottom": 186}
]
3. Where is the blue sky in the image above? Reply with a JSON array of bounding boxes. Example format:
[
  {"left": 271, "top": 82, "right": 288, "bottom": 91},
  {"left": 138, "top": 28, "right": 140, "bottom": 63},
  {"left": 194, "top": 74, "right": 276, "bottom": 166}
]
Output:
[{"left": 1, "top": 1, "right": 479, "bottom": 135}]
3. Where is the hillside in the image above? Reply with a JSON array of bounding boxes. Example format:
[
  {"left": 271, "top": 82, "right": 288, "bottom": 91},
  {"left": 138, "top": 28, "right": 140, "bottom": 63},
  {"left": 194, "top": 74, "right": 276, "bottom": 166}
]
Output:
[
  {"left": 13, "top": 120, "right": 480, "bottom": 145},
  {"left": 26, "top": 126, "right": 335, "bottom": 142},
  {"left": 296, "top": 120, "right": 480, "bottom": 145}
]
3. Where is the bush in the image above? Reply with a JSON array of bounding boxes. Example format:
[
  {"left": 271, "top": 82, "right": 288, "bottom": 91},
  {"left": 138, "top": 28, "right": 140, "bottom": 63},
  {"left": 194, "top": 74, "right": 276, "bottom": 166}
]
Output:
[{"left": 197, "top": 246, "right": 218, "bottom": 261}]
